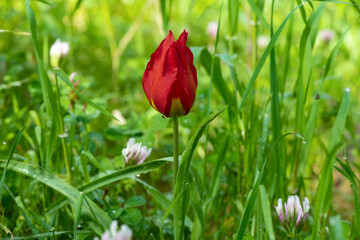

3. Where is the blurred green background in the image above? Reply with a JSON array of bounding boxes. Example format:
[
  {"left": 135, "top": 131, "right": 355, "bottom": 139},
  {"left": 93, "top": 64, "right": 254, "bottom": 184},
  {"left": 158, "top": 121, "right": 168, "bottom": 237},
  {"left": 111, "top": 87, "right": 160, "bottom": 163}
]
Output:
[{"left": 1, "top": 0, "right": 360, "bottom": 239}]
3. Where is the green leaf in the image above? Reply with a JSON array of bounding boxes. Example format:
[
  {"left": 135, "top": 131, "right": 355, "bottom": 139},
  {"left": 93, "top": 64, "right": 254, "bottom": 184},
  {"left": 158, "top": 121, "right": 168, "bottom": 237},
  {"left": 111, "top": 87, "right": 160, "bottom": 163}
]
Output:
[
  {"left": 189, "top": 168, "right": 204, "bottom": 239},
  {"left": 0, "top": 160, "right": 112, "bottom": 229},
  {"left": 54, "top": 68, "right": 119, "bottom": 122},
  {"left": 298, "top": 24, "right": 351, "bottom": 178},
  {"left": 0, "top": 125, "right": 25, "bottom": 205},
  {"left": 2, "top": 231, "right": 86, "bottom": 240},
  {"left": 246, "top": 0, "right": 270, "bottom": 30},
  {"left": 125, "top": 196, "right": 146, "bottom": 208},
  {"left": 238, "top": 2, "right": 309, "bottom": 111},
  {"left": 173, "top": 107, "right": 226, "bottom": 240},
  {"left": 79, "top": 158, "right": 170, "bottom": 193},
  {"left": 209, "top": 134, "right": 230, "bottom": 199},
  {"left": 105, "top": 207, "right": 124, "bottom": 218},
  {"left": 228, "top": 0, "right": 240, "bottom": 35},
  {"left": 14, "top": 196, "right": 39, "bottom": 234},
  {"left": 259, "top": 185, "right": 275, "bottom": 240},
  {"left": 120, "top": 208, "right": 142, "bottom": 225},
  {"left": 269, "top": 0, "right": 285, "bottom": 197},
  {"left": 312, "top": 88, "right": 351, "bottom": 240},
  {"left": 235, "top": 132, "right": 304, "bottom": 240},
  {"left": 134, "top": 178, "right": 171, "bottom": 209},
  {"left": 25, "top": 0, "right": 59, "bottom": 125},
  {"left": 160, "top": 184, "right": 189, "bottom": 240},
  {"left": 329, "top": 216, "right": 344, "bottom": 240},
  {"left": 43, "top": 158, "right": 170, "bottom": 216},
  {"left": 73, "top": 192, "right": 84, "bottom": 240}
]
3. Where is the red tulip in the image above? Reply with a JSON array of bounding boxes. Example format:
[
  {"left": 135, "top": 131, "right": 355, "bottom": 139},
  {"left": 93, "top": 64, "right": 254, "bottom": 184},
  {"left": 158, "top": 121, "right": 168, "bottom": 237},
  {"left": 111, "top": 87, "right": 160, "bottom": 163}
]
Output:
[{"left": 142, "top": 30, "right": 197, "bottom": 118}]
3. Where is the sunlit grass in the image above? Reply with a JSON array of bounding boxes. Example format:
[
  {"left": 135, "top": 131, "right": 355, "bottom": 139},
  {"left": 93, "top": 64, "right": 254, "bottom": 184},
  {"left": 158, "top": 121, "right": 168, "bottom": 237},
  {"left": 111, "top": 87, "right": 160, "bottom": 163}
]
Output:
[{"left": 0, "top": 0, "right": 359, "bottom": 239}]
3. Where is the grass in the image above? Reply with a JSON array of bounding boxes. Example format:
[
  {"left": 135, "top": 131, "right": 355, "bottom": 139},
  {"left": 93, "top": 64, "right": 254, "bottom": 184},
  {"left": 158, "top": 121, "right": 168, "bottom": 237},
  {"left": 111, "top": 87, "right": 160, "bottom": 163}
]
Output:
[{"left": 0, "top": 0, "right": 360, "bottom": 239}]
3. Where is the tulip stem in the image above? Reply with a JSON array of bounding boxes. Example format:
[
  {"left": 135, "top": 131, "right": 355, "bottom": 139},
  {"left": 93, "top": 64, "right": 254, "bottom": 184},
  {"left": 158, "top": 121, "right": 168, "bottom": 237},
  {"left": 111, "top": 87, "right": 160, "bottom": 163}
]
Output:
[{"left": 173, "top": 117, "right": 179, "bottom": 188}]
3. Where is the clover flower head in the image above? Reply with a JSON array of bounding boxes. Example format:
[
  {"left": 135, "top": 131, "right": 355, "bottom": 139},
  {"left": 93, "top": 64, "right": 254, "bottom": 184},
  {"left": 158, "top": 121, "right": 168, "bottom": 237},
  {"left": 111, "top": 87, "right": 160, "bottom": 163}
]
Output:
[
  {"left": 257, "top": 35, "right": 270, "bottom": 48},
  {"left": 122, "top": 138, "right": 152, "bottom": 165},
  {"left": 319, "top": 29, "right": 334, "bottom": 43},
  {"left": 50, "top": 39, "right": 70, "bottom": 67},
  {"left": 274, "top": 195, "right": 310, "bottom": 235},
  {"left": 94, "top": 220, "right": 132, "bottom": 240},
  {"left": 207, "top": 21, "right": 218, "bottom": 39}
]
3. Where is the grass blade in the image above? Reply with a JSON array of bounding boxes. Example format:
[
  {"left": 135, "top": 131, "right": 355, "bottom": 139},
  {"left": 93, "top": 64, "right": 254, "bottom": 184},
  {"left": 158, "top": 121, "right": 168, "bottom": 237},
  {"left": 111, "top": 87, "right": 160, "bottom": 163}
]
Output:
[
  {"left": 235, "top": 132, "right": 304, "bottom": 240},
  {"left": 312, "top": 88, "right": 351, "bottom": 240},
  {"left": 43, "top": 158, "right": 170, "bottom": 217},
  {"left": 160, "top": 185, "right": 189, "bottom": 240},
  {"left": 0, "top": 125, "right": 25, "bottom": 205},
  {"left": 73, "top": 192, "right": 84, "bottom": 240},
  {"left": 15, "top": 196, "right": 39, "bottom": 234},
  {"left": 246, "top": 0, "right": 270, "bottom": 30},
  {"left": 174, "top": 107, "right": 226, "bottom": 240},
  {"left": 25, "top": 0, "right": 59, "bottom": 125},
  {"left": 269, "top": 0, "right": 285, "bottom": 197},
  {"left": 238, "top": 2, "right": 307, "bottom": 111},
  {"left": 78, "top": 158, "right": 170, "bottom": 193},
  {"left": 297, "top": 25, "right": 351, "bottom": 178},
  {"left": 0, "top": 160, "right": 112, "bottom": 229},
  {"left": 209, "top": 134, "right": 230, "bottom": 199},
  {"left": 54, "top": 68, "right": 119, "bottom": 122},
  {"left": 259, "top": 185, "right": 275, "bottom": 240}
]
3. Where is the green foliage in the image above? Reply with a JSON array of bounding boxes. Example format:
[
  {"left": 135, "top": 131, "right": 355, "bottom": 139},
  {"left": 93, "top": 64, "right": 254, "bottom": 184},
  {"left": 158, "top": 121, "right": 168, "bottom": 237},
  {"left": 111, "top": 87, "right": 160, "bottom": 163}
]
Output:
[{"left": 0, "top": 0, "right": 359, "bottom": 239}]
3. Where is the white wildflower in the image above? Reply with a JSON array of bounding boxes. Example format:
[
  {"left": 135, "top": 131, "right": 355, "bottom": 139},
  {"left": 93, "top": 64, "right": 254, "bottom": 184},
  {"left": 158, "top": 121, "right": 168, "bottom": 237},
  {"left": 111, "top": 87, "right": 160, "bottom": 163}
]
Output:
[
  {"left": 275, "top": 195, "right": 310, "bottom": 235},
  {"left": 207, "top": 21, "right": 218, "bottom": 39},
  {"left": 94, "top": 220, "right": 132, "bottom": 240},
  {"left": 318, "top": 29, "right": 334, "bottom": 43},
  {"left": 122, "top": 138, "right": 151, "bottom": 165},
  {"left": 257, "top": 35, "right": 270, "bottom": 48},
  {"left": 50, "top": 39, "right": 70, "bottom": 67}
]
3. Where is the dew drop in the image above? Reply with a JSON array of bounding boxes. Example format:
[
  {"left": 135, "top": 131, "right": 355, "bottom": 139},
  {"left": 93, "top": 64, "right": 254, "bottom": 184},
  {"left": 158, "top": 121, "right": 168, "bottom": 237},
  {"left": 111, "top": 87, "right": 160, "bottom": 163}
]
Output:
[{"left": 302, "top": 140, "right": 306, "bottom": 144}]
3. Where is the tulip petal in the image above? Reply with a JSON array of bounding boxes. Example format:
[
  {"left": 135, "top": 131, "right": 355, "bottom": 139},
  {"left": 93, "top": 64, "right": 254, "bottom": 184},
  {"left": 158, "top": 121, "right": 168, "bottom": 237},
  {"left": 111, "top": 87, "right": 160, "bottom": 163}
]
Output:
[
  {"left": 163, "top": 44, "right": 196, "bottom": 117},
  {"left": 142, "top": 31, "right": 174, "bottom": 102},
  {"left": 150, "top": 67, "right": 178, "bottom": 116},
  {"left": 175, "top": 30, "right": 198, "bottom": 88}
]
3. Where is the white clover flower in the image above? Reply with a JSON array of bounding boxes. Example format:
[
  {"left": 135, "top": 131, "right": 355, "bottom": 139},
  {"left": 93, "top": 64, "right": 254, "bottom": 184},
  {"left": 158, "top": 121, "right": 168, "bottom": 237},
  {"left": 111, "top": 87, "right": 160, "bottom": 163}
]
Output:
[
  {"left": 318, "top": 29, "right": 334, "bottom": 43},
  {"left": 257, "top": 35, "right": 270, "bottom": 48},
  {"left": 50, "top": 39, "right": 70, "bottom": 67},
  {"left": 94, "top": 221, "right": 132, "bottom": 240},
  {"left": 275, "top": 195, "right": 310, "bottom": 235},
  {"left": 207, "top": 21, "right": 218, "bottom": 39},
  {"left": 111, "top": 109, "right": 127, "bottom": 126},
  {"left": 122, "top": 138, "right": 152, "bottom": 165}
]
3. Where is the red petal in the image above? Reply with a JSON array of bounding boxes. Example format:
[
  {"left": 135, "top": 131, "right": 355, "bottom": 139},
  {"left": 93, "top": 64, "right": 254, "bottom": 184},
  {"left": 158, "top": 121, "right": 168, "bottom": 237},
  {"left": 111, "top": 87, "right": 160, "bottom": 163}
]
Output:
[
  {"left": 142, "top": 31, "right": 174, "bottom": 103},
  {"left": 150, "top": 67, "right": 178, "bottom": 115},
  {"left": 163, "top": 43, "right": 197, "bottom": 117}
]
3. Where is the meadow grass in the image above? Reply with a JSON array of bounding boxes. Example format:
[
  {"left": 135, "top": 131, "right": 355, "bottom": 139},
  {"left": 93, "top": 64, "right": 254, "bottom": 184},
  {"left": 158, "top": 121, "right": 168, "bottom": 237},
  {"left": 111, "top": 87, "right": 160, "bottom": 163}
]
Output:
[{"left": 0, "top": 0, "right": 359, "bottom": 239}]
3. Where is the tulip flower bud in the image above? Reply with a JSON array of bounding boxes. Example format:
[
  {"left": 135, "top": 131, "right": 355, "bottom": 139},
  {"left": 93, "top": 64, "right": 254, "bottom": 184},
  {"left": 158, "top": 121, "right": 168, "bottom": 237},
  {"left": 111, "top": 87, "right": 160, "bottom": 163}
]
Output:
[{"left": 142, "top": 30, "right": 197, "bottom": 118}]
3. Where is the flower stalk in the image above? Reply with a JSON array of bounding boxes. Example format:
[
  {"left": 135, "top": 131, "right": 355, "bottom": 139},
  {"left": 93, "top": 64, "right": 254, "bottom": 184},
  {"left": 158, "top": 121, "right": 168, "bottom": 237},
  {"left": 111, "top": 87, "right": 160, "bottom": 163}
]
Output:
[{"left": 173, "top": 117, "right": 179, "bottom": 189}]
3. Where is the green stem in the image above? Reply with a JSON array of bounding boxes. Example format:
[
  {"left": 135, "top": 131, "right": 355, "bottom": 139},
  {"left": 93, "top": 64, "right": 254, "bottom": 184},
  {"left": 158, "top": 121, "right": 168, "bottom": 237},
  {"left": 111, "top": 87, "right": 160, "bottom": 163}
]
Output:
[
  {"left": 173, "top": 117, "right": 179, "bottom": 189},
  {"left": 55, "top": 74, "right": 72, "bottom": 181}
]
